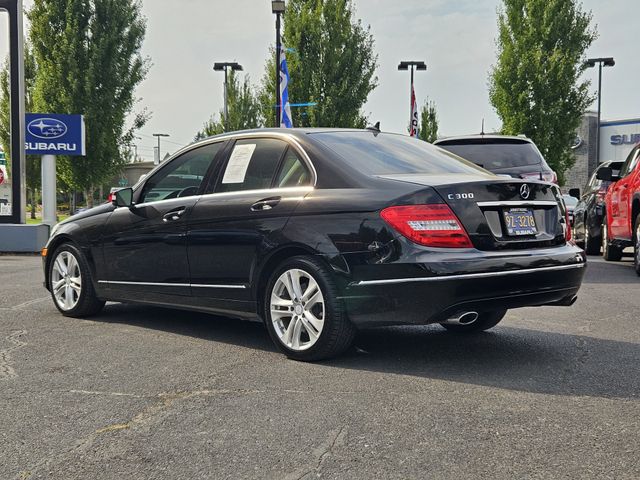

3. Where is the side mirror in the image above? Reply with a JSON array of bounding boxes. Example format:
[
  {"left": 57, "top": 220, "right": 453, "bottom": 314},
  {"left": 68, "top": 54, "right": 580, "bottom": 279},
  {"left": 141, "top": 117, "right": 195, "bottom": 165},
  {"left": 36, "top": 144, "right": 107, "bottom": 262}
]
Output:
[
  {"left": 596, "top": 167, "right": 614, "bottom": 182},
  {"left": 568, "top": 188, "right": 580, "bottom": 199},
  {"left": 113, "top": 187, "right": 133, "bottom": 207}
]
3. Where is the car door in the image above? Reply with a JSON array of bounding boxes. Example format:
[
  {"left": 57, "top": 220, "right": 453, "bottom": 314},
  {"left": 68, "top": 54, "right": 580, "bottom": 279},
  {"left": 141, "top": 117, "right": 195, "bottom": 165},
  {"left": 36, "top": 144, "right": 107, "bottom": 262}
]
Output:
[
  {"left": 100, "top": 141, "right": 225, "bottom": 299},
  {"left": 610, "top": 146, "right": 640, "bottom": 239},
  {"left": 186, "top": 136, "right": 314, "bottom": 312}
]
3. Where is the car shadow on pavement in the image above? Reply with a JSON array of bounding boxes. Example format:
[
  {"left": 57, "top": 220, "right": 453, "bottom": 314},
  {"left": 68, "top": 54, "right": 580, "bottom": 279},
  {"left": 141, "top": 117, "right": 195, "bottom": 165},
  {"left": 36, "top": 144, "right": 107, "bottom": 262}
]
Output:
[
  {"left": 334, "top": 325, "right": 640, "bottom": 400},
  {"left": 93, "top": 303, "right": 639, "bottom": 400}
]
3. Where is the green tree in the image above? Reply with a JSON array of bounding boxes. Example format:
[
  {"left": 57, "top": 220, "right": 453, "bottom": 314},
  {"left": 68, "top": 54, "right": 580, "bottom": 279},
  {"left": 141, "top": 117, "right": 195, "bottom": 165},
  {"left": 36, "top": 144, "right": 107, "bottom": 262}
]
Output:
[
  {"left": 0, "top": 45, "right": 42, "bottom": 218},
  {"left": 259, "top": 0, "right": 378, "bottom": 128},
  {"left": 419, "top": 99, "right": 439, "bottom": 143},
  {"left": 28, "top": 0, "right": 149, "bottom": 206},
  {"left": 195, "top": 70, "right": 262, "bottom": 140},
  {"left": 489, "top": 0, "right": 597, "bottom": 184}
]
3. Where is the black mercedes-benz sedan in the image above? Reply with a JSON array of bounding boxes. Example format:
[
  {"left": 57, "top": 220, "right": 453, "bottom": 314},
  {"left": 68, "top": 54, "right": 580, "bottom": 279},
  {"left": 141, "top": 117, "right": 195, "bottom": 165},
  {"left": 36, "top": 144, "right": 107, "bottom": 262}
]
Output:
[{"left": 42, "top": 129, "right": 586, "bottom": 361}]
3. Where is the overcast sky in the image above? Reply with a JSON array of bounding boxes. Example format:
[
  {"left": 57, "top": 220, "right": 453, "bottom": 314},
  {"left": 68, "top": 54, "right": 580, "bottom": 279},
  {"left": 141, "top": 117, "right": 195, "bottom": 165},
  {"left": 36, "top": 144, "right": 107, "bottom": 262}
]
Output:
[{"left": 1, "top": 0, "right": 638, "bottom": 160}]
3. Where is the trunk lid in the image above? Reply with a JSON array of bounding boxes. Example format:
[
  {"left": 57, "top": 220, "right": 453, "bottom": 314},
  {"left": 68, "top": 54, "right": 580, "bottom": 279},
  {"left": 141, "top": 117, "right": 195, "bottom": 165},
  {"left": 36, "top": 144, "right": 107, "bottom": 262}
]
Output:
[{"left": 379, "top": 174, "right": 566, "bottom": 250}]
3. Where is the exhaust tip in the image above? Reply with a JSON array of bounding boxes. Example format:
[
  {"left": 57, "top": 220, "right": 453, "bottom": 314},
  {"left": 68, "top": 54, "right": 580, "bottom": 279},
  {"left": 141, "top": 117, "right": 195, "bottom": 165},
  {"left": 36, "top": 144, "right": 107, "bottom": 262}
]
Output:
[
  {"left": 458, "top": 311, "right": 479, "bottom": 324},
  {"left": 443, "top": 311, "right": 480, "bottom": 325}
]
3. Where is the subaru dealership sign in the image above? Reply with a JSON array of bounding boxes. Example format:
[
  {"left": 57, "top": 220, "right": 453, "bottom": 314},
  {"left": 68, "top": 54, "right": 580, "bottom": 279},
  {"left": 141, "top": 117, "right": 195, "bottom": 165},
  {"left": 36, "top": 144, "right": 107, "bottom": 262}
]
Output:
[{"left": 25, "top": 113, "right": 86, "bottom": 156}]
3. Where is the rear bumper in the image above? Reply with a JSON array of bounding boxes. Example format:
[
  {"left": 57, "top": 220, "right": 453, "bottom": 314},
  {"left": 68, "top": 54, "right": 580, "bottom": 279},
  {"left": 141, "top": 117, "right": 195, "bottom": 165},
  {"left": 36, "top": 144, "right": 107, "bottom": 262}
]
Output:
[{"left": 337, "top": 243, "right": 586, "bottom": 327}]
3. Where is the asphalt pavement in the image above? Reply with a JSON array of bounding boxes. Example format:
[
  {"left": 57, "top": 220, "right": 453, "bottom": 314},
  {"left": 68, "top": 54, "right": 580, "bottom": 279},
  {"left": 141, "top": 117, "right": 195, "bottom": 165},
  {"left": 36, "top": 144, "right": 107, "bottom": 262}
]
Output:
[{"left": 0, "top": 253, "right": 638, "bottom": 479}]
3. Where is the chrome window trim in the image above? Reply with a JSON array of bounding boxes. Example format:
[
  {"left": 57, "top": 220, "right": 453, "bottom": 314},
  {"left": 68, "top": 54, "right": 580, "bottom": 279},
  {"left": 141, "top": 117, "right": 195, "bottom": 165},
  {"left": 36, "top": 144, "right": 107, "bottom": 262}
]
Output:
[
  {"left": 98, "top": 280, "right": 247, "bottom": 289},
  {"left": 477, "top": 200, "right": 559, "bottom": 208},
  {"left": 130, "top": 185, "right": 314, "bottom": 210},
  {"left": 352, "top": 263, "right": 584, "bottom": 286},
  {"left": 187, "top": 131, "right": 318, "bottom": 187},
  {"left": 197, "top": 186, "right": 313, "bottom": 202}
]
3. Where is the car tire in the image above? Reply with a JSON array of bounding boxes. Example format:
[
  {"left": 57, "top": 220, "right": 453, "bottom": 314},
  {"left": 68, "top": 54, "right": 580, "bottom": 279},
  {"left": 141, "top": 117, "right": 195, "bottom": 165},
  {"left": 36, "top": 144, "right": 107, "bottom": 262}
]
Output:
[
  {"left": 264, "top": 256, "right": 356, "bottom": 361},
  {"left": 602, "top": 218, "right": 623, "bottom": 262},
  {"left": 48, "top": 243, "right": 105, "bottom": 317},
  {"left": 634, "top": 214, "right": 640, "bottom": 276},
  {"left": 439, "top": 310, "right": 507, "bottom": 333},
  {"left": 583, "top": 225, "right": 601, "bottom": 256}
]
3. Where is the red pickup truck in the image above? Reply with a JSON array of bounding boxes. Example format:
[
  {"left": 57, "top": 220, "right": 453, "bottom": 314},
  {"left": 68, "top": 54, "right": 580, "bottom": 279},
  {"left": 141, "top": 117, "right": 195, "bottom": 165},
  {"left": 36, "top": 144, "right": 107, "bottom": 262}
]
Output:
[{"left": 598, "top": 143, "right": 640, "bottom": 274}]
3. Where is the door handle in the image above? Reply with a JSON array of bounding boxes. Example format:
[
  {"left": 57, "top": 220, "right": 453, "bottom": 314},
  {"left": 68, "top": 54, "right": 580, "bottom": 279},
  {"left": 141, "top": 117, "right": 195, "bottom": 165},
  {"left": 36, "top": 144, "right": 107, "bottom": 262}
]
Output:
[
  {"left": 251, "top": 197, "right": 281, "bottom": 212},
  {"left": 162, "top": 208, "right": 186, "bottom": 222}
]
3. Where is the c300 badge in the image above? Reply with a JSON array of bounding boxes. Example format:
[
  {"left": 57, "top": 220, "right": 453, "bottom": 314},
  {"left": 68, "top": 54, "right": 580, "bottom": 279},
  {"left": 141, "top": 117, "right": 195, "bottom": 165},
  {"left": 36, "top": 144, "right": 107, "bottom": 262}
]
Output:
[{"left": 447, "top": 192, "right": 474, "bottom": 200}]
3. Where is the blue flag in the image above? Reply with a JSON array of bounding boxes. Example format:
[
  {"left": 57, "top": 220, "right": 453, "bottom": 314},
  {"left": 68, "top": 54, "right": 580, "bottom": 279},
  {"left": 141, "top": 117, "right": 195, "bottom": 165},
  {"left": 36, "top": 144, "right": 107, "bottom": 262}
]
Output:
[{"left": 280, "top": 45, "right": 293, "bottom": 128}]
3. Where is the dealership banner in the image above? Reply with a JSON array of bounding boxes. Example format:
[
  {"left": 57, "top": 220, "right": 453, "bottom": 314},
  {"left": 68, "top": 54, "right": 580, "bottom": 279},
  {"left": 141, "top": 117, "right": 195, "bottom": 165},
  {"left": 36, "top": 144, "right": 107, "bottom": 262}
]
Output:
[
  {"left": 25, "top": 113, "right": 86, "bottom": 156},
  {"left": 409, "top": 84, "right": 418, "bottom": 138}
]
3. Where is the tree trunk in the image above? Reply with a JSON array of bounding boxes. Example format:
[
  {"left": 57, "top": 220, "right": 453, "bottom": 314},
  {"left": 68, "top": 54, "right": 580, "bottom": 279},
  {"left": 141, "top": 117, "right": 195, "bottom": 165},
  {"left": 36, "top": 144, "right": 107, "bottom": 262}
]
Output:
[{"left": 85, "top": 188, "right": 94, "bottom": 209}]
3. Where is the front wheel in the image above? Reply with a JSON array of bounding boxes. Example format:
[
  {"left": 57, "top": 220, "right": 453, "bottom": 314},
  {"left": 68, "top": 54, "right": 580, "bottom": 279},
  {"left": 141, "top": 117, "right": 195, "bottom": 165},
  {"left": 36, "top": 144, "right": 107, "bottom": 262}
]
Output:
[
  {"left": 48, "top": 243, "right": 105, "bottom": 317},
  {"left": 264, "top": 256, "right": 356, "bottom": 361},
  {"left": 602, "top": 219, "right": 623, "bottom": 261},
  {"left": 439, "top": 310, "right": 507, "bottom": 333}
]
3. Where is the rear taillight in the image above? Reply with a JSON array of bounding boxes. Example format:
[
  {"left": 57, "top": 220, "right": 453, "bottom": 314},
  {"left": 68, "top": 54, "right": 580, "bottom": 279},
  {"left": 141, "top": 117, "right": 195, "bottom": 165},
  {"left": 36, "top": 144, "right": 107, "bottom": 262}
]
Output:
[
  {"left": 380, "top": 204, "right": 473, "bottom": 248},
  {"left": 565, "top": 210, "right": 572, "bottom": 241},
  {"left": 107, "top": 192, "right": 115, "bottom": 203}
]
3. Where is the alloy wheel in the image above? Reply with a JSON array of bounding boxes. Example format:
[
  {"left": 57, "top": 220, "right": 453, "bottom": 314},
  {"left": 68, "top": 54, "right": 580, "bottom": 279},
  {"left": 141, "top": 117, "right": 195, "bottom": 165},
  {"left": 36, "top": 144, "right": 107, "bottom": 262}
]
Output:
[
  {"left": 51, "top": 250, "right": 82, "bottom": 311},
  {"left": 270, "top": 268, "right": 325, "bottom": 351}
]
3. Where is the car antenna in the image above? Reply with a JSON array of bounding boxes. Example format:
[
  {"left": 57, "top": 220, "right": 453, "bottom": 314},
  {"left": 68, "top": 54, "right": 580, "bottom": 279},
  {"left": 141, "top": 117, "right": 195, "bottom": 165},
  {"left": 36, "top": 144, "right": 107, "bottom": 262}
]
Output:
[
  {"left": 480, "top": 118, "right": 485, "bottom": 136},
  {"left": 366, "top": 121, "right": 381, "bottom": 133}
]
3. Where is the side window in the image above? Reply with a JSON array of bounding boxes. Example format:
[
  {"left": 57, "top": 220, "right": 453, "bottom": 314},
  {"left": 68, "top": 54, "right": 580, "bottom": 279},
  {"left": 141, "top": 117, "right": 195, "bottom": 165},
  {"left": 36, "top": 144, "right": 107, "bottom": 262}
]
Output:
[
  {"left": 216, "top": 138, "right": 288, "bottom": 193},
  {"left": 275, "top": 148, "right": 311, "bottom": 188},
  {"left": 627, "top": 148, "right": 640, "bottom": 176},
  {"left": 140, "top": 142, "right": 222, "bottom": 204},
  {"left": 620, "top": 147, "right": 640, "bottom": 178}
]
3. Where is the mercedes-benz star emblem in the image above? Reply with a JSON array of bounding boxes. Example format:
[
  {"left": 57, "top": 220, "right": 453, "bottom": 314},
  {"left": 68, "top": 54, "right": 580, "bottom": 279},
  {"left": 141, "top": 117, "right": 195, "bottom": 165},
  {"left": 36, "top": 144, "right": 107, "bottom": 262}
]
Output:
[{"left": 520, "top": 184, "right": 531, "bottom": 200}]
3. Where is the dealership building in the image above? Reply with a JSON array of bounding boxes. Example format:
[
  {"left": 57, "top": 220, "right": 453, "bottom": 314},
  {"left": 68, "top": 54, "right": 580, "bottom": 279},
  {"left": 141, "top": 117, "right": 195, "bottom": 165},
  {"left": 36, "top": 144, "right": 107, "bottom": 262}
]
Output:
[{"left": 565, "top": 112, "right": 640, "bottom": 192}]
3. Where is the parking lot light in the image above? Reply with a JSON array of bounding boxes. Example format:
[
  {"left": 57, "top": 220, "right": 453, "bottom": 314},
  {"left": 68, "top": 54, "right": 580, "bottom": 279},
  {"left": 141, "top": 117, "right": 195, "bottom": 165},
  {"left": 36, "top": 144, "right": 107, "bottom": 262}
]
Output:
[{"left": 585, "top": 57, "right": 615, "bottom": 164}]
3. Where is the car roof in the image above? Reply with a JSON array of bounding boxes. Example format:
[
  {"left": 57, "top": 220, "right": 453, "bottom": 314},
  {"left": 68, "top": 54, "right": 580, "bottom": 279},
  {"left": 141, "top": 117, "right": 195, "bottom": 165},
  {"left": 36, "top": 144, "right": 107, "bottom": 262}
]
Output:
[{"left": 433, "top": 134, "right": 533, "bottom": 145}]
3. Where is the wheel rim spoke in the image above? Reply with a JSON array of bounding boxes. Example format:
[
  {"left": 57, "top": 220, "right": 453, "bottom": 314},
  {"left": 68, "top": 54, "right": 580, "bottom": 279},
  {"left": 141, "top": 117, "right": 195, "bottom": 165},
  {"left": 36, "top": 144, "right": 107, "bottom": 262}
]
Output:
[
  {"left": 287, "top": 270, "right": 304, "bottom": 300},
  {"left": 301, "top": 312, "right": 321, "bottom": 340},
  {"left": 283, "top": 316, "right": 298, "bottom": 346},
  {"left": 290, "top": 316, "right": 303, "bottom": 349},
  {"left": 271, "top": 268, "right": 325, "bottom": 352},
  {"left": 301, "top": 277, "right": 319, "bottom": 302}
]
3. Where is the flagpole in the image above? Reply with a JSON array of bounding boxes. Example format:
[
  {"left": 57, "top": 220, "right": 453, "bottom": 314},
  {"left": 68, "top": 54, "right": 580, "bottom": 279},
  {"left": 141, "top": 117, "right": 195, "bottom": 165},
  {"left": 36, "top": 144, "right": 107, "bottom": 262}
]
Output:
[
  {"left": 398, "top": 61, "right": 427, "bottom": 137},
  {"left": 275, "top": 9, "right": 282, "bottom": 126}
]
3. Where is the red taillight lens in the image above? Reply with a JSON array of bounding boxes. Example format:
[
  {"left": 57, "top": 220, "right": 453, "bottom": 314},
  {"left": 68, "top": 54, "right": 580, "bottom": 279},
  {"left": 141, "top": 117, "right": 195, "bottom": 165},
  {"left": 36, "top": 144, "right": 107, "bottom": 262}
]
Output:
[
  {"left": 565, "top": 210, "right": 572, "bottom": 241},
  {"left": 380, "top": 204, "right": 473, "bottom": 248}
]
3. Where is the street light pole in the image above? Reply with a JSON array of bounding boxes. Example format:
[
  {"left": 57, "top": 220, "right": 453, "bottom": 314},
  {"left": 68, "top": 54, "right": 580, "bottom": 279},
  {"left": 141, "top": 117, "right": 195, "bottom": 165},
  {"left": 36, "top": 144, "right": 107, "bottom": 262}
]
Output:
[
  {"left": 213, "top": 62, "right": 243, "bottom": 132},
  {"left": 398, "top": 61, "right": 427, "bottom": 136},
  {"left": 152, "top": 133, "right": 170, "bottom": 165},
  {"left": 272, "top": 1, "right": 285, "bottom": 127},
  {"left": 585, "top": 57, "right": 615, "bottom": 164}
]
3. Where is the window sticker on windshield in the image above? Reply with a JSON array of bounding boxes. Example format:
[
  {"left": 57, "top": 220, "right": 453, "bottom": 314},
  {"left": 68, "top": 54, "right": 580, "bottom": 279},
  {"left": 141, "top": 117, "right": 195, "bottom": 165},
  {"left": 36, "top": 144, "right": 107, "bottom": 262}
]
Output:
[{"left": 222, "top": 144, "right": 256, "bottom": 184}]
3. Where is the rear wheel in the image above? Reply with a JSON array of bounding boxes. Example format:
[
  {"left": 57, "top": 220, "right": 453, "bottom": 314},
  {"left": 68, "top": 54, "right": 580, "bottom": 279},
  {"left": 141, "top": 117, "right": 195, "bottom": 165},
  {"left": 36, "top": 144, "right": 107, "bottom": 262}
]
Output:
[
  {"left": 48, "top": 243, "right": 105, "bottom": 317},
  {"left": 634, "top": 214, "right": 640, "bottom": 276},
  {"left": 583, "top": 221, "right": 601, "bottom": 256},
  {"left": 264, "top": 256, "right": 356, "bottom": 361},
  {"left": 439, "top": 310, "right": 506, "bottom": 333},
  {"left": 602, "top": 218, "right": 623, "bottom": 261}
]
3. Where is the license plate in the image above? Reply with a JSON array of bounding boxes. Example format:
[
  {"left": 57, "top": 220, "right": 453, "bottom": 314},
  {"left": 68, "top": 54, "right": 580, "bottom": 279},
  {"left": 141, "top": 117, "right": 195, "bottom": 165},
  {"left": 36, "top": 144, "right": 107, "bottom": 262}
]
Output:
[{"left": 503, "top": 208, "right": 537, "bottom": 236}]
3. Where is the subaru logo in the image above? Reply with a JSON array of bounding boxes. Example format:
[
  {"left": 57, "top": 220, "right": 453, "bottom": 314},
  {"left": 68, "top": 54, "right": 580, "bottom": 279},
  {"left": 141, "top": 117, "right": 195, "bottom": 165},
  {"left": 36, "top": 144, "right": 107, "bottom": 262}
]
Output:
[
  {"left": 519, "top": 184, "right": 531, "bottom": 200},
  {"left": 27, "top": 118, "right": 68, "bottom": 139}
]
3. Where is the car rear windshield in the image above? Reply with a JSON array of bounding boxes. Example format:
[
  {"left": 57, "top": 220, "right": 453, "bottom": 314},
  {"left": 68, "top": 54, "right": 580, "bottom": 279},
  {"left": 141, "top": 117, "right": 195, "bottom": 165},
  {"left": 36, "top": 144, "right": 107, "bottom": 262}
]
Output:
[
  {"left": 436, "top": 139, "right": 543, "bottom": 169},
  {"left": 311, "top": 132, "right": 488, "bottom": 176}
]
